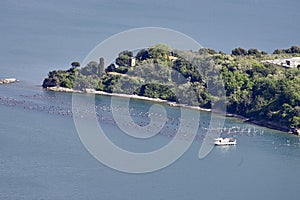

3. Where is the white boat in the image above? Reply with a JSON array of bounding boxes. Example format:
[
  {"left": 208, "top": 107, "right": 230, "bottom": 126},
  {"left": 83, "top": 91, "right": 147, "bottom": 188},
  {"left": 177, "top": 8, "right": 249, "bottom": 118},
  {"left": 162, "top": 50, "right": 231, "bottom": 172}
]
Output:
[{"left": 214, "top": 137, "right": 237, "bottom": 146}]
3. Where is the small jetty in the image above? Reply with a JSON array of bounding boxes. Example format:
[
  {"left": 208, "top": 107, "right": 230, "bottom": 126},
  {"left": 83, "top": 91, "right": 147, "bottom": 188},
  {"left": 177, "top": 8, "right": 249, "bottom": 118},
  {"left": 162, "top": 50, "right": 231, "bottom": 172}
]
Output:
[{"left": 0, "top": 78, "right": 18, "bottom": 84}]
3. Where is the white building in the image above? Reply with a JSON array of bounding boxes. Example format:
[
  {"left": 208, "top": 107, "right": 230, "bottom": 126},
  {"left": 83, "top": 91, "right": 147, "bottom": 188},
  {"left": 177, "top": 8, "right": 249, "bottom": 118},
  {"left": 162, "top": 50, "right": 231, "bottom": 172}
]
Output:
[
  {"left": 282, "top": 57, "right": 300, "bottom": 68},
  {"left": 130, "top": 57, "right": 136, "bottom": 67},
  {"left": 262, "top": 57, "right": 300, "bottom": 68}
]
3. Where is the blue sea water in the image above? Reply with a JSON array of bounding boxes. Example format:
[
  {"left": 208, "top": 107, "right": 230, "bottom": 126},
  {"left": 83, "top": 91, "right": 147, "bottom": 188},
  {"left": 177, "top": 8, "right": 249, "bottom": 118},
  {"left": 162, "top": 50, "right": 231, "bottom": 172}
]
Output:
[
  {"left": 1, "top": 0, "right": 300, "bottom": 199},
  {"left": 1, "top": 82, "right": 300, "bottom": 200}
]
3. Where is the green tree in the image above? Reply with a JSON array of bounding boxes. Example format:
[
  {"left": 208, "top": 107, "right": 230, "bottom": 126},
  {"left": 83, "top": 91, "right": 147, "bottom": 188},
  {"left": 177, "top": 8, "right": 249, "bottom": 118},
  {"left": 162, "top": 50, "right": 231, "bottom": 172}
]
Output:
[
  {"left": 116, "top": 50, "right": 133, "bottom": 67},
  {"left": 136, "top": 49, "right": 150, "bottom": 61},
  {"left": 232, "top": 48, "right": 248, "bottom": 56},
  {"left": 198, "top": 48, "right": 217, "bottom": 55},
  {"left": 71, "top": 61, "right": 80, "bottom": 68},
  {"left": 247, "top": 48, "right": 261, "bottom": 56},
  {"left": 149, "top": 44, "right": 171, "bottom": 61}
]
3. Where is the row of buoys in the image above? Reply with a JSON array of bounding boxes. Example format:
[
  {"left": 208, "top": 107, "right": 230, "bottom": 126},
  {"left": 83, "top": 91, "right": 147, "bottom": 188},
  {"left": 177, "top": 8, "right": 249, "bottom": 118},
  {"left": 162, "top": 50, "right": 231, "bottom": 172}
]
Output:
[
  {"left": 0, "top": 95, "right": 206, "bottom": 142},
  {"left": 1, "top": 95, "right": 264, "bottom": 139}
]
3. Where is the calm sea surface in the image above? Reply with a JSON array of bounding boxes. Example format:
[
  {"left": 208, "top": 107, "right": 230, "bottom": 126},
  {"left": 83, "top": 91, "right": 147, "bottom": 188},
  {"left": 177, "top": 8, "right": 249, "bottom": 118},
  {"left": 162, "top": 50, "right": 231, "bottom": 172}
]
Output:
[
  {"left": 1, "top": 83, "right": 300, "bottom": 200},
  {"left": 1, "top": 0, "right": 300, "bottom": 199}
]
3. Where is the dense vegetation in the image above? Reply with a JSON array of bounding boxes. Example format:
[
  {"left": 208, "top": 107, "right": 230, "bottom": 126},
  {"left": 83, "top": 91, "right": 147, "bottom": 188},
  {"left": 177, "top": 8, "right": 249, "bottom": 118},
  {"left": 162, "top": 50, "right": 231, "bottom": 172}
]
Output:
[{"left": 43, "top": 44, "right": 300, "bottom": 130}]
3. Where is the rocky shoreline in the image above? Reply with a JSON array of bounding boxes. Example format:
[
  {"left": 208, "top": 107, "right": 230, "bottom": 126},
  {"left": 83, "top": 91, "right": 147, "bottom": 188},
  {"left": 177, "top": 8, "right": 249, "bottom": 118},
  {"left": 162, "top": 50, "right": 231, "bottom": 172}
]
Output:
[
  {"left": 226, "top": 114, "right": 300, "bottom": 136},
  {"left": 45, "top": 86, "right": 212, "bottom": 112}
]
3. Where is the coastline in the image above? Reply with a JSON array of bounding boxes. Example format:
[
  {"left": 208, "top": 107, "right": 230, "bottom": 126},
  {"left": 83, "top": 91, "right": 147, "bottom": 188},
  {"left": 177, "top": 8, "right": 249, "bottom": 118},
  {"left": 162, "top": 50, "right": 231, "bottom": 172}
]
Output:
[
  {"left": 46, "top": 86, "right": 211, "bottom": 112},
  {"left": 45, "top": 86, "right": 293, "bottom": 134},
  {"left": 245, "top": 119, "right": 290, "bottom": 132}
]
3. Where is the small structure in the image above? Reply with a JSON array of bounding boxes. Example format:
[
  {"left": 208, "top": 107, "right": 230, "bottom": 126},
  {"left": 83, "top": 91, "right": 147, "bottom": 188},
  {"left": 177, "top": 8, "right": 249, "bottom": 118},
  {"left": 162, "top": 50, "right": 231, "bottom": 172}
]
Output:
[
  {"left": 168, "top": 51, "right": 178, "bottom": 61},
  {"left": 282, "top": 57, "right": 300, "bottom": 68},
  {"left": 262, "top": 57, "right": 300, "bottom": 68},
  {"left": 168, "top": 55, "right": 178, "bottom": 61},
  {"left": 130, "top": 57, "right": 136, "bottom": 67}
]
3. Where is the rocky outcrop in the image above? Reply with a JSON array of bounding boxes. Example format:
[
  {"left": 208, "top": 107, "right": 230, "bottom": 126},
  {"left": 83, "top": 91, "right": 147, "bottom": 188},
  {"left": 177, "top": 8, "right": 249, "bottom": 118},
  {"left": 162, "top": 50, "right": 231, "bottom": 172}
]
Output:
[
  {"left": 291, "top": 128, "right": 300, "bottom": 136},
  {"left": 0, "top": 78, "right": 18, "bottom": 84},
  {"left": 42, "top": 78, "right": 58, "bottom": 88}
]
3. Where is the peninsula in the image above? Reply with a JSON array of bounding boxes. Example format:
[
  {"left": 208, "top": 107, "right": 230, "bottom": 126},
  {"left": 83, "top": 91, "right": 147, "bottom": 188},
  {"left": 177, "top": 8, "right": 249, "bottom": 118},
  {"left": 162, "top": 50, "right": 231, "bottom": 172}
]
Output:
[{"left": 42, "top": 44, "right": 300, "bottom": 133}]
